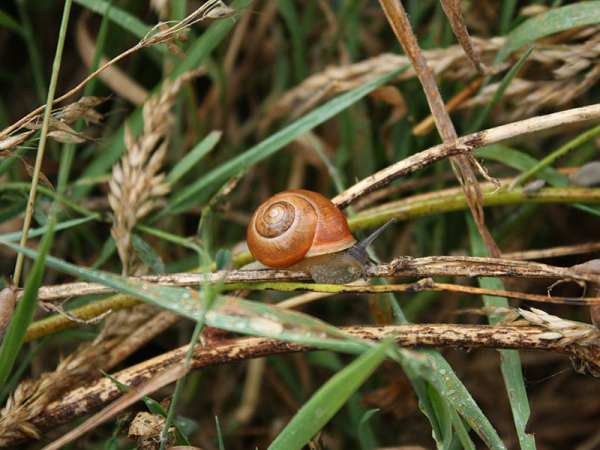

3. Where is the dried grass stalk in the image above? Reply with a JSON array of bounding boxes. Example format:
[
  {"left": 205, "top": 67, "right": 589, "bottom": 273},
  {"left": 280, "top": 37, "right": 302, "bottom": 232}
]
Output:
[
  {"left": 108, "top": 71, "right": 201, "bottom": 275},
  {"left": 260, "top": 27, "right": 600, "bottom": 130}
]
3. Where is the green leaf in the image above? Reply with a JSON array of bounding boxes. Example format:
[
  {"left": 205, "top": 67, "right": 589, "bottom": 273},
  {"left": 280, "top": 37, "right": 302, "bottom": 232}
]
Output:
[
  {"left": 216, "top": 416, "right": 225, "bottom": 450},
  {"left": 131, "top": 233, "right": 166, "bottom": 274},
  {"left": 72, "top": 0, "right": 254, "bottom": 199},
  {"left": 474, "top": 145, "right": 569, "bottom": 187},
  {"left": 496, "top": 2, "right": 600, "bottom": 63},
  {"left": 73, "top": 0, "right": 155, "bottom": 43},
  {"left": 0, "top": 239, "right": 367, "bottom": 353},
  {"left": 467, "top": 216, "right": 535, "bottom": 450},
  {"left": 0, "top": 214, "right": 56, "bottom": 389},
  {"left": 268, "top": 339, "right": 394, "bottom": 450},
  {"left": 357, "top": 408, "right": 380, "bottom": 449},
  {"left": 0, "top": 9, "right": 21, "bottom": 34},
  {"left": 469, "top": 45, "right": 534, "bottom": 133},
  {"left": 165, "top": 66, "right": 408, "bottom": 214},
  {"left": 166, "top": 130, "right": 222, "bottom": 184}
]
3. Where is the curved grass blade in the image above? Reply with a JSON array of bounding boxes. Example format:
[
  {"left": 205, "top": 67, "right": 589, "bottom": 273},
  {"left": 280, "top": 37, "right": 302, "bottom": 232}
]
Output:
[
  {"left": 469, "top": 45, "right": 534, "bottom": 133},
  {"left": 166, "top": 66, "right": 408, "bottom": 214},
  {"left": 474, "top": 145, "right": 569, "bottom": 187},
  {"left": 495, "top": 2, "right": 600, "bottom": 64},
  {"left": 166, "top": 130, "right": 222, "bottom": 184},
  {"left": 392, "top": 347, "right": 507, "bottom": 450},
  {"left": 0, "top": 216, "right": 95, "bottom": 242},
  {"left": 268, "top": 338, "right": 395, "bottom": 450},
  {"left": 0, "top": 239, "right": 366, "bottom": 353},
  {"left": 468, "top": 216, "right": 535, "bottom": 450}
]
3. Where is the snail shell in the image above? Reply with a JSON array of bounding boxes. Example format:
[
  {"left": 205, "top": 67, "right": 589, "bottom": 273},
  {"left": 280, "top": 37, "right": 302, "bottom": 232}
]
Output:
[{"left": 247, "top": 190, "right": 356, "bottom": 268}]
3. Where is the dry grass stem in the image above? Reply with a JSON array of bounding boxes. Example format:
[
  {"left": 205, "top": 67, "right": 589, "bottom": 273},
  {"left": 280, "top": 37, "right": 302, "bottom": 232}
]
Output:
[
  {"left": 3, "top": 322, "right": 599, "bottom": 447},
  {"left": 440, "top": 0, "right": 492, "bottom": 75},
  {"left": 31, "top": 255, "right": 600, "bottom": 302},
  {"left": 75, "top": 11, "right": 148, "bottom": 106},
  {"left": 332, "top": 103, "right": 600, "bottom": 209}
]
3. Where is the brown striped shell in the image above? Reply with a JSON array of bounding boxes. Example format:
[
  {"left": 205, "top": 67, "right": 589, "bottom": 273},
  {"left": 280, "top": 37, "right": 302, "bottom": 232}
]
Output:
[{"left": 246, "top": 190, "right": 356, "bottom": 268}]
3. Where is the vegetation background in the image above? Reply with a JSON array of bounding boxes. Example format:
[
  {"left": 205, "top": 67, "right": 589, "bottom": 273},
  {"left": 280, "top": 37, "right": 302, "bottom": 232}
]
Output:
[{"left": 0, "top": 0, "right": 600, "bottom": 449}]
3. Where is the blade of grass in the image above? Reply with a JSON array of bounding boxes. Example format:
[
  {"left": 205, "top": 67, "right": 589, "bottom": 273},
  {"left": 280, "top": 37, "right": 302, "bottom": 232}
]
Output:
[
  {"left": 12, "top": 0, "right": 73, "bottom": 285},
  {"left": 72, "top": 0, "right": 254, "bottom": 199},
  {"left": 510, "top": 124, "right": 600, "bottom": 189},
  {"left": 0, "top": 212, "right": 57, "bottom": 389},
  {"left": 391, "top": 346, "right": 507, "bottom": 450},
  {"left": 164, "top": 66, "right": 408, "bottom": 215},
  {"left": 467, "top": 215, "right": 535, "bottom": 450},
  {"left": 0, "top": 8, "right": 21, "bottom": 34},
  {"left": 474, "top": 145, "right": 569, "bottom": 187},
  {"left": 0, "top": 239, "right": 368, "bottom": 353},
  {"left": 495, "top": 1, "right": 600, "bottom": 64},
  {"left": 166, "top": 130, "right": 222, "bottom": 184},
  {"left": 268, "top": 338, "right": 395, "bottom": 450},
  {"left": 216, "top": 416, "right": 225, "bottom": 450},
  {"left": 1, "top": 216, "right": 95, "bottom": 242},
  {"left": 468, "top": 45, "right": 534, "bottom": 133},
  {"left": 17, "top": 1, "right": 47, "bottom": 101}
]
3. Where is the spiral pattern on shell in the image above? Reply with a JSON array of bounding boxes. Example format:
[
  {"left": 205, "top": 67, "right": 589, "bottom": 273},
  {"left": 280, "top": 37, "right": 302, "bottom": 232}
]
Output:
[{"left": 247, "top": 190, "right": 356, "bottom": 268}]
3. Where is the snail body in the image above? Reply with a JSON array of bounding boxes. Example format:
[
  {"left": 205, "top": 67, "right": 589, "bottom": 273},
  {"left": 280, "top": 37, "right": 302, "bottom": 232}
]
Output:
[{"left": 246, "top": 190, "right": 394, "bottom": 284}]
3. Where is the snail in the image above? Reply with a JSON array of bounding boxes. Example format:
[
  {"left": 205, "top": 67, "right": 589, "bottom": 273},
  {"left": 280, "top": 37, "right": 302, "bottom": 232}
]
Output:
[{"left": 246, "top": 190, "right": 395, "bottom": 284}]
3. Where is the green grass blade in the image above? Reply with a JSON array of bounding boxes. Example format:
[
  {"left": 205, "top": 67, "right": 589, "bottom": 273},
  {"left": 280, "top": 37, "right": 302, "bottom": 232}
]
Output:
[
  {"left": 216, "top": 416, "right": 225, "bottom": 450},
  {"left": 394, "top": 347, "right": 507, "bottom": 450},
  {"left": 496, "top": 2, "right": 600, "bottom": 63},
  {"left": 467, "top": 216, "right": 535, "bottom": 450},
  {"left": 166, "top": 66, "right": 408, "bottom": 214},
  {"left": 0, "top": 216, "right": 94, "bottom": 242},
  {"left": 511, "top": 124, "right": 600, "bottom": 188},
  {"left": 72, "top": 0, "right": 253, "bottom": 199},
  {"left": 268, "top": 339, "right": 395, "bottom": 450},
  {"left": 73, "top": 0, "right": 154, "bottom": 42},
  {"left": 0, "top": 213, "right": 57, "bottom": 389},
  {"left": 469, "top": 45, "right": 534, "bottom": 133},
  {"left": 0, "top": 8, "right": 21, "bottom": 34},
  {"left": 166, "top": 130, "right": 222, "bottom": 184},
  {"left": 0, "top": 240, "right": 368, "bottom": 353},
  {"left": 474, "top": 145, "right": 569, "bottom": 187}
]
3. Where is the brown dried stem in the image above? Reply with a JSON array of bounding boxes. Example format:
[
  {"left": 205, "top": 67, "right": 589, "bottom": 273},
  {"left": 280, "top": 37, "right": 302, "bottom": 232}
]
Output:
[
  {"left": 3, "top": 321, "right": 599, "bottom": 448},
  {"left": 380, "top": 0, "right": 500, "bottom": 257},
  {"left": 440, "top": 0, "right": 492, "bottom": 75},
  {"left": 332, "top": 103, "right": 600, "bottom": 209},
  {"left": 31, "top": 256, "right": 600, "bottom": 302}
]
